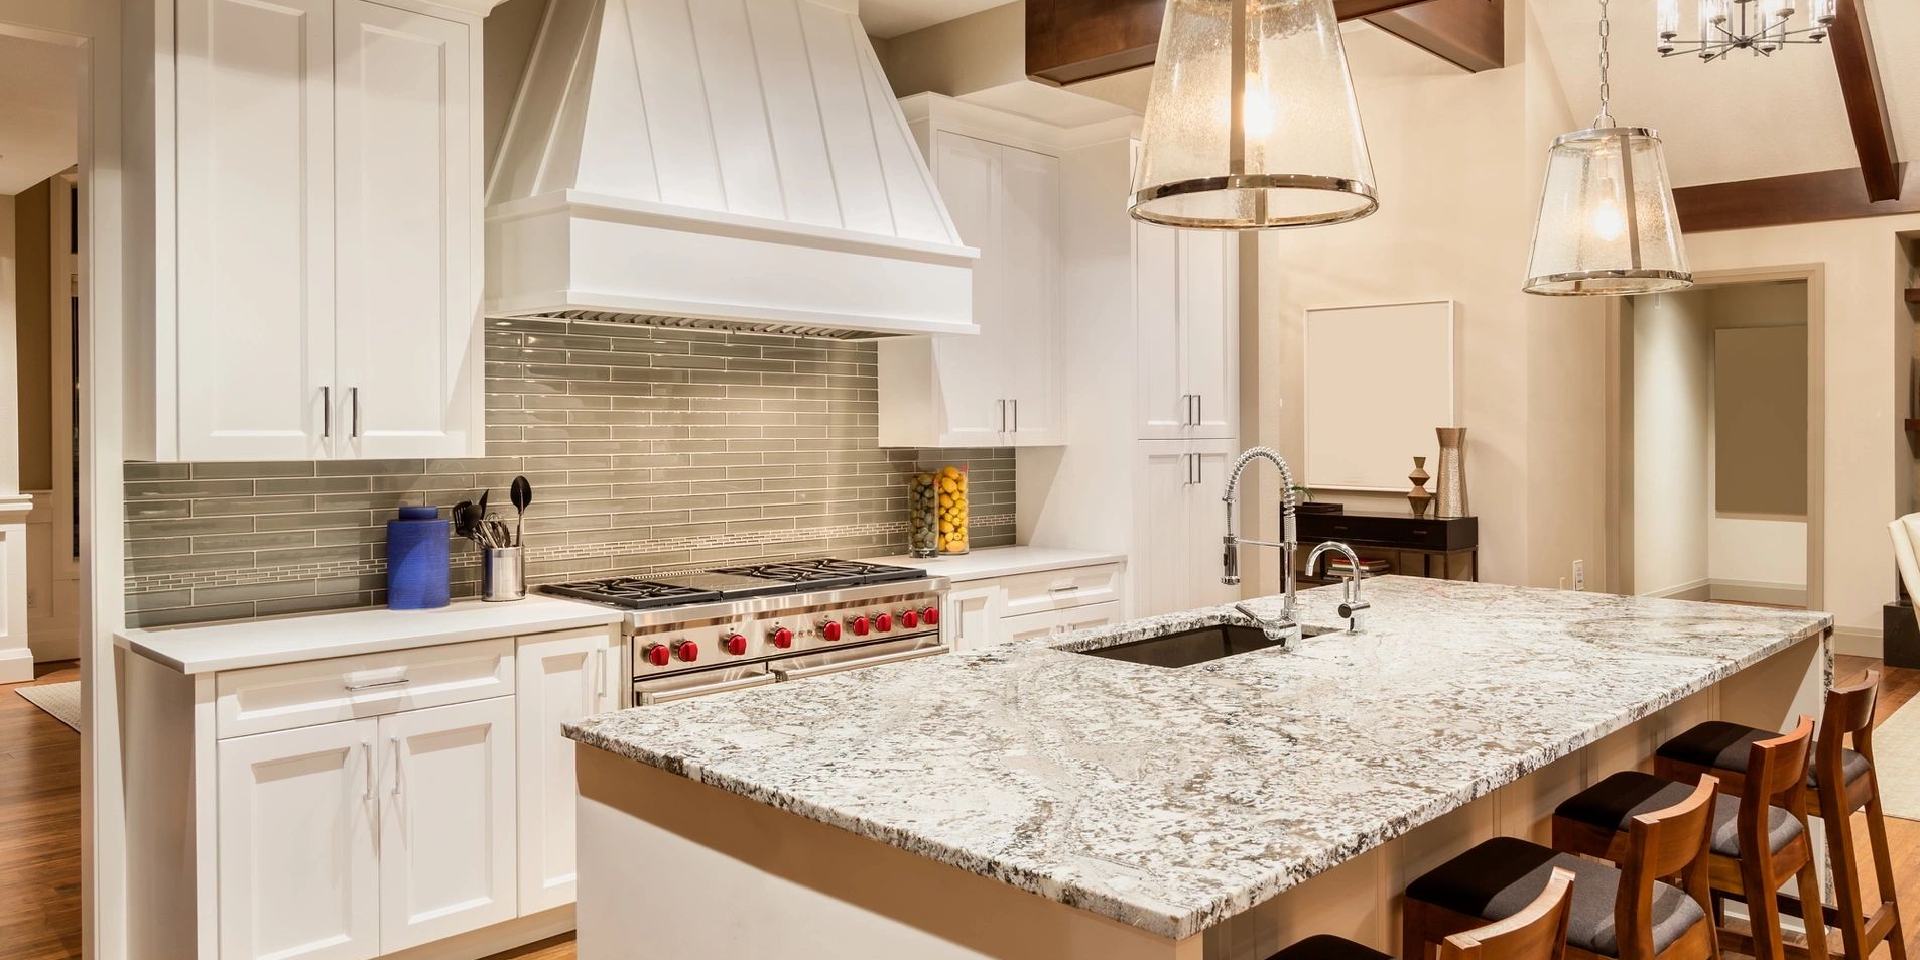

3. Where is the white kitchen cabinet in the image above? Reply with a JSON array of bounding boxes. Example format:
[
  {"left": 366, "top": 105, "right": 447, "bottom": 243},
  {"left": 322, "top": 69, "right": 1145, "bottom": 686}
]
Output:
[
  {"left": 1134, "top": 439, "right": 1240, "bottom": 617},
  {"left": 218, "top": 717, "right": 381, "bottom": 960},
  {"left": 515, "top": 628, "right": 623, "bottom": 914},
  {"left": 378, "top": 697, "right": 517, "bottom": 951},
  {"left": 334, "top": 0, "right": 479, "bottom": 459},
  {"left": 175, "top": 0, "right": 336, "bottom": 461},
  {"left": 881, "top": 98, "right": 1063, "bottom": 448},
  {"left": 999, "top": 601, "right": 1123, "bottom": 645},
  {"left": 946, "top": 583, "right": 1004, "bottom": 653},
  {"left": 137, "top": 0, "right": 484, "bottom": 461},
  {"left": 1136, "top": 225, "right": 1238, "bottom": 441}
]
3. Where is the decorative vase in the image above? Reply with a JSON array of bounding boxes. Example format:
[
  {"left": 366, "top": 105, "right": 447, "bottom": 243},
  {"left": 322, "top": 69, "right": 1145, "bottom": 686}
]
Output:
[
  {"left": 1407, "top": 456, "right": 1433, "bottom": 519},
  {"left": 1435, "top": 427, "right": 1469, "bottom": 519}
]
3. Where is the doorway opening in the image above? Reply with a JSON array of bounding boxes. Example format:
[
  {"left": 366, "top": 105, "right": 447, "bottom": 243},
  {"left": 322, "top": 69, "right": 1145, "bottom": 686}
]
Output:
[
  {"left": 0, "top": 22, "right": 85, "bottom": 960},
  {"left": 1609, "top": 272, "right": 1821, "bottom": 612}
]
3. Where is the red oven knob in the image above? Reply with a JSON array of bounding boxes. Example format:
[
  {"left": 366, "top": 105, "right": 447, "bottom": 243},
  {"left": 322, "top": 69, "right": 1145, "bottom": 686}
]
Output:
[
  {"left": 722, "top": 633, "right": 747, "bottom": 656},
  {"left": 922, "top": 606, "right": 940, "bottom": 626},
  {"left": 819, "top": 619, "right": 842, "bottom": 642},
  {"left": 900, "top": 609, "right": 919, "bottom": 629},
  {"left": 769, "top": 626, "right": 794, "bottom": 649},
  {"left": 672, "top": 640, "right": 699, "bottom": 663},
  {"left": 875, "top": 612, "right": 893, "bottom": 632},
  {"left": 642, "top": 643, "right": 671, "bottom": 667},
  {"left": 847, "top": 615, "right": 871, "bottom": 637}
]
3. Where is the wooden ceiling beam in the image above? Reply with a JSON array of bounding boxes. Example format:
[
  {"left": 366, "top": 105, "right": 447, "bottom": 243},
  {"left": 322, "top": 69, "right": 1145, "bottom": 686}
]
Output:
[
  {"left": 1673, "top": 165, "right": 1920, "bottom": 233},
  {"left": 1025, "top": 0, "right": 1504, "bottom": 87},
  {"left": 1828, "top": 0, "right": 1901, "bottom": 201}
]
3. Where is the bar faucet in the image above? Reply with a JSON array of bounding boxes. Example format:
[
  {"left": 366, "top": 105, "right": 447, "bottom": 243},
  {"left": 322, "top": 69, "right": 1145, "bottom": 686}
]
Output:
[
  {"left": 1305, "top": 542, "right": 1371, "bottom": 634},
  {"left": 1222, "top": 446, "right": 1302, "bottom": 648}
]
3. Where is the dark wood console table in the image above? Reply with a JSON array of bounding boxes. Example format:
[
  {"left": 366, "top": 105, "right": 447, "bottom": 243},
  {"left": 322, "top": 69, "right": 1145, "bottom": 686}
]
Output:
[{"left": 1296, "top": 510, "right": 1479, "bottom": 583}]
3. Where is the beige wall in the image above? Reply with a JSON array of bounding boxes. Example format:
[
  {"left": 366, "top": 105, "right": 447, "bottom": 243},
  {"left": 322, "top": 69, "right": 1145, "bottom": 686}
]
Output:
[
  {"left": 1631, "top": 291, "right": 1713, "bottom": 596},
  {"left": 1257, "top": 4, "right": 1608, "bottom": 590},
  {"left": 1715, "top": 324, "right": 1807, "bottom": 518},
  {"left": 874, "top": 2, "right": 1023, "bottom": 100},
  {"left": 1683, "top": 219, "right": 1920, "bottom": 647},
  {"left": 13, "top": 178, "right": 50, "bottom": 491},
  {"left": 482, "top": 0, "right": 548, "bottom": 178}
]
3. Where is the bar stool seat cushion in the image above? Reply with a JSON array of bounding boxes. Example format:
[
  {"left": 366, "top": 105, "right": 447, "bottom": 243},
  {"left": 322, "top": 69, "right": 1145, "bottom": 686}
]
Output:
[
  {"left": 1656, "top": 720, "right": 1870, "bottom": 788},
  {"left": 1405, "top": 836, "right": 1705, "bottom": 958},
  {"left": 1556, "top": 771, "right": 1803, "bottom": 857},
  {"left": 1264, "top": 934, "right": 1395, "bottom": 960}
]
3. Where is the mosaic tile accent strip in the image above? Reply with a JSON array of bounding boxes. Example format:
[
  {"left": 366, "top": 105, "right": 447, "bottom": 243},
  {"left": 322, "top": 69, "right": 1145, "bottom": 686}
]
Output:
[{"left": 125, "top": 319, "right": 1017, "bottom": 627}]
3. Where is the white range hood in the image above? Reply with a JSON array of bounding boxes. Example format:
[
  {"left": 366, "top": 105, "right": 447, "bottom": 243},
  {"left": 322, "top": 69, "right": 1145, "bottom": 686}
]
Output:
[{"left": 485, "top": 0, "right": 978, "bottom": 339}]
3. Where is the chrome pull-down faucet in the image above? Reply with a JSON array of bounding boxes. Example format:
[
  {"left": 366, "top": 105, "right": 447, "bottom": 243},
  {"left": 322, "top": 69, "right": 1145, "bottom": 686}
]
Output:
[
  {"left": 1305, "top": 542, "right": 1371, "bottom": 634},
  {"left": 1222, "top": 447, "right": 1303, "bottom": 649}
]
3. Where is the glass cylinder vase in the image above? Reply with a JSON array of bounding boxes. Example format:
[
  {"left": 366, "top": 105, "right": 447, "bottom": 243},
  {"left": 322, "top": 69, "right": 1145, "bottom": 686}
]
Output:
[{"left": 907, "top": 465, "right": 970, "bottom": 557}]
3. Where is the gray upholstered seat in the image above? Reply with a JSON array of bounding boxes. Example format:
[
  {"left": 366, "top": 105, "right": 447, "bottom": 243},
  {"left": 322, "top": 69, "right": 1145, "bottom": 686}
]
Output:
[
  {"left": 1656, "top": 720, "right": 1869, "bottom": 789},
  {"left": 1406, "top": 836, "right": 1706, "bottom": 958},
  {"left": 1556, "top": 771, "right": 1803, "bottom": 857}
]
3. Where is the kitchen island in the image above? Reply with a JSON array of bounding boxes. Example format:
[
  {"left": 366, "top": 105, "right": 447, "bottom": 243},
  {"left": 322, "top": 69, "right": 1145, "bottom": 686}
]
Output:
[{"left": 564, "top": 578, "right": 1831, "bottom": 960}]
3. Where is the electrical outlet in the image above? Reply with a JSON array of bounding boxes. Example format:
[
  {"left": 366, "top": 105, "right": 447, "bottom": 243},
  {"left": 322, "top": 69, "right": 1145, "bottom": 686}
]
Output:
[{"left": 1572, "top": 560, "right": 1586, "bottom": 591}]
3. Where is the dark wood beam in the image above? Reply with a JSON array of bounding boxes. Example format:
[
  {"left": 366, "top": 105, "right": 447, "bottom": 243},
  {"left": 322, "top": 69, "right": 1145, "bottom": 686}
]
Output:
[
  {"left": 1828, "top": 0, "right": 1901, "bottom": 200},
  {"left": 1025, "top": 0, "right": 1503, "bottom": 87},
  {"left": 1365, "top": 0, "right": 1505, "bottom": 74},
  {"left": 1674, "top": 165, "right": 1920, "bottom": 233}
]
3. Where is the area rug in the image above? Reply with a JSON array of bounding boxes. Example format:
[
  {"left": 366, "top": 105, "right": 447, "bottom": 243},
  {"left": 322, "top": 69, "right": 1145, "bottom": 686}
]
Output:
[
  {"left": 1873, "top": 694, "right": 1920, "bottom": 820},
  {"left": 15, "top": 680, "right": 81, "bottom": 733}
]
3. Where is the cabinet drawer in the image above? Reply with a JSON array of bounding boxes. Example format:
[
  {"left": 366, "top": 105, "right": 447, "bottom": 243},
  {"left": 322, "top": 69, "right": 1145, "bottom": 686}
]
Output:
[
  {"left": 997, "top": 563, "right": 1123, "bottom": 617},
  {"left": 216, "top": 638, "right": 514, "bottom": 739},
  {"left": 1000, "top": 601, "right": 1124, "bottom": 645}
]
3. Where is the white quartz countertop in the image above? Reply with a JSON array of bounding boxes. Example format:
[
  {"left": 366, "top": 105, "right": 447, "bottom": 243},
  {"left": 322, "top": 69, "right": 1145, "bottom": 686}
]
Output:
[
  {"left": 117, "top": 595, "right": 623, "bottom": 674},
  {"left": 867, "top": 545, "right": 1126, "bottom": 582},
  {"left": 565, "top": 578, "right": 1831, "bottom": 941}
]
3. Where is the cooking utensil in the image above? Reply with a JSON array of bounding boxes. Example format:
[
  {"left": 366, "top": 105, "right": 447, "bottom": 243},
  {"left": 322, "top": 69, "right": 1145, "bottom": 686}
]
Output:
[
  {"left": 453, "top": 500, "right": 477, "bottom": 541},
  {"left": 510, "top": 476, "right": 533, "bottom": 547}
]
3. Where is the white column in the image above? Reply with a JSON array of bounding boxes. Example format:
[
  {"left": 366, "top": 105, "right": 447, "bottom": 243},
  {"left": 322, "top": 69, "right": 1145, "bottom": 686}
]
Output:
[{"left": 0, "top": 193, "right": 33, "bottom": 682}]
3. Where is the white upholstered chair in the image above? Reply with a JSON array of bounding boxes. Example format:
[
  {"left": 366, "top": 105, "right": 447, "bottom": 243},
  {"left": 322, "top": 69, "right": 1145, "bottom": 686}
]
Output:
[{"left": 1891, "top": 514, "right": 1920, "bottom": 613}]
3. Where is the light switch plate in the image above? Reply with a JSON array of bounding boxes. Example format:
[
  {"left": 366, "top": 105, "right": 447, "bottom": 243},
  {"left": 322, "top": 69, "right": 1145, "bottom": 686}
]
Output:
[{"left": 1572, "top": 560, "right": 1586, "bottom": 591}]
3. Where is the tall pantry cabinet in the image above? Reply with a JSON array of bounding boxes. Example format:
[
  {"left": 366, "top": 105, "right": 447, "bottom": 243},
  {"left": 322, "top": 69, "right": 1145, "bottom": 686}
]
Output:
[
  {"left": 128, "top": 0, "right": 489, "bottom": 462},
  {"left": 1018, "top": 131, "right": 1242, "bottom": 617}
]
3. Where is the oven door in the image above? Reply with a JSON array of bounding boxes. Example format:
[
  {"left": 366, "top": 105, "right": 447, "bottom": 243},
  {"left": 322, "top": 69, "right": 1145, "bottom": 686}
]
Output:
[
  {"left": 768, "top": 633, "right": 947, "bottom": 681},
  {"left": 633, "top": 662, "right": 776, "bottom": 705}
]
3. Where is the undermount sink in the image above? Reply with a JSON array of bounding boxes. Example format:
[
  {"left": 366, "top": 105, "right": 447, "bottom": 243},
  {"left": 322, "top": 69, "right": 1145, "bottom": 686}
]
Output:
[{"left": 1073, "top": 623, "right": 1337, "bottom": 668}]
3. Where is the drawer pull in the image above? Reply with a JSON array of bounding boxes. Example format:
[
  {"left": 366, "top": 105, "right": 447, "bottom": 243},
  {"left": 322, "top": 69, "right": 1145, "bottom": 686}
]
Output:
[
  {"left": 344, "top": 676, "right": 410, "bottom": 692},
  {"left": 1049, "top": 584, "right": 1080, "bottom": 594}
]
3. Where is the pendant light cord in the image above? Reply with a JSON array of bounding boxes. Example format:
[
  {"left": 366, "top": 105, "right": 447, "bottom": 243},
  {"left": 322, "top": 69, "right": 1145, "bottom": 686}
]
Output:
[{"left": 1595, "top": 0, "right": 1615, "bottom": 127}]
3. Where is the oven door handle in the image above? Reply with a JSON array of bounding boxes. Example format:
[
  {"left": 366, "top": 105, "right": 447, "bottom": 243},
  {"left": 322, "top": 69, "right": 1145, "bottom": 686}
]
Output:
[
  {"left": 637, "top": 673, "right": 777, "bottom": 706},
  {"left": 771, "top": 645, "right": 947, "bottom": 681}
]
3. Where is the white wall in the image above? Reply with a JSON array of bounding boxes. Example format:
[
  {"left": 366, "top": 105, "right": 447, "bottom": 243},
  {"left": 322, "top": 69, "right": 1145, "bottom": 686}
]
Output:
[
  {"left": 1258, "top": 5, "right": 1609, "bottom": 590},
  {"left": 1632, "top": 290, "right": 1712, "bottom": 596}
]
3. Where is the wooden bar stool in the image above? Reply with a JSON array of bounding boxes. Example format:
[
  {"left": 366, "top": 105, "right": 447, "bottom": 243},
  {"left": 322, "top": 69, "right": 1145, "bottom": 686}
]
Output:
[
  {"left": 1270, "top": 868, "right": 1572, "bottom": 960},
  {"left": 1402, "top": 777, "right": 1718, "bottom": 960},
  {"left": 1654, "top": 673, "right": 1903, "bottom": 960},
  {"left": 1553, "top": 717, "right": 1823, "bottom": 960}
]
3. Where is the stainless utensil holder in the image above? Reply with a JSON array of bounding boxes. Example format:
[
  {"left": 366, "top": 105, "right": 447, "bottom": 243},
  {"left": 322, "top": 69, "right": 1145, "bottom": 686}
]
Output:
[{"left": 482, "top": 547, "right": 526, "bottom": 602}]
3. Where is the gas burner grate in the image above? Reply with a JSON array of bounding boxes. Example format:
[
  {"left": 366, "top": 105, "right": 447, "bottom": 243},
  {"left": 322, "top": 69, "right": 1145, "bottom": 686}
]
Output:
[
  {"left": 540, "top": 577, "right": 724, "bottom": 610},
  {"left": 714, "top": 558, "right": 927, "bottom": 587}
]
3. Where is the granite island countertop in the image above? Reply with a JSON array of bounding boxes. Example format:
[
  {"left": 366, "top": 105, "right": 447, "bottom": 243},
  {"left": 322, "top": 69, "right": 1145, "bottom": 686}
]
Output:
[{"left": 565, "top": 577, "right": 1832, "bottom": 941}]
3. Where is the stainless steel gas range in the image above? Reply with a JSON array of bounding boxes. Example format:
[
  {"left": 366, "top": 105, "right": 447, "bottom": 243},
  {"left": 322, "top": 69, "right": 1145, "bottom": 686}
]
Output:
[{"left": 542, "top": 559, "right": 949, "bottom": 705}]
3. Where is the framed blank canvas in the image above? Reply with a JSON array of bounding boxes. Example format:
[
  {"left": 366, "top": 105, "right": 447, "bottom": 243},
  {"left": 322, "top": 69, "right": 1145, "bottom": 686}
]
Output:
[{"left": 1302, "top": 300, "right": 1457, "bottom": 492}]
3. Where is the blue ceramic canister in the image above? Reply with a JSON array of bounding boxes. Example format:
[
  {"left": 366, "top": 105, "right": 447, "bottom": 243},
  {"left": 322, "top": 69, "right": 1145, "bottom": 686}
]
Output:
[{"left": 386, "top": 505, "right": 451, "bottom": 609}]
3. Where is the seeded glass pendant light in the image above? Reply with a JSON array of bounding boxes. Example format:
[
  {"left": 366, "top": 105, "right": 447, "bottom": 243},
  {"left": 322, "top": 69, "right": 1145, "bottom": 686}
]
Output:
[
  {"left": 1524, "top": 0, "right": 1692, "bottom": 296},
  {"left": 1130, "top": 0, "right": 1378, "bottom": 230}
]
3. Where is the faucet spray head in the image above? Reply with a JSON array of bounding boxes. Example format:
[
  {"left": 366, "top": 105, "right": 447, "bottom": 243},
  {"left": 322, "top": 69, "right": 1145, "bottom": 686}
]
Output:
[{"left": 1222, "top": 536, "right": 1241, "bottom": 585}]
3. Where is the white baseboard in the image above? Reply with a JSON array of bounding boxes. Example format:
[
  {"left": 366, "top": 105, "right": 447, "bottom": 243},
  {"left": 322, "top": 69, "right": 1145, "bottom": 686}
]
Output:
[
  {"left": 1644, "top": 579, "right": 1712, "bottom": 602},
  {"left": 1831, "top": 625, "right": 1883, "bottom": 660},
  {"left": 0, "top": 646, "right": 34, "bottom": 684},
  {"left": 1707, "top": 579, "right": 1808, "bottom": 607}
]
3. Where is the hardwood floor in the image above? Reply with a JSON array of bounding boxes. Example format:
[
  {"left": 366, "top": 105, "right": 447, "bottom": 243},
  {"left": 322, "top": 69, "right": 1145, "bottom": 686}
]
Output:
[
  {"left": 0, "top": 655, "right": 1914, "bottom": 960},
  {"left": 0, "top": 661, "right": 83, "bottom": 960}
]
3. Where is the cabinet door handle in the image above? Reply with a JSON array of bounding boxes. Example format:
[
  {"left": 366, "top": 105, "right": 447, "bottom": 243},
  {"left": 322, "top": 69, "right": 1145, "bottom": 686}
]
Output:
[
  {"left": 998, "top": 399, "right": 1007, "bottom": 433},
  {"left": 349, "top": 387, "right": 361, "bottom": 439},
  {"left": 390, "top": 735, "right": 402, "bottom": 798},
  {"left": 361, "top": 739, "right": 372, "bottom": 801},
  {"left": 1011, "top": 399, "right": 1019, "bottom": 433},
  {"left": 322, "top": 386, "right": 332, "bottom": 439},
  {"left": 1193, "top": 394, "right": 1202, "bottom": 426}
]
